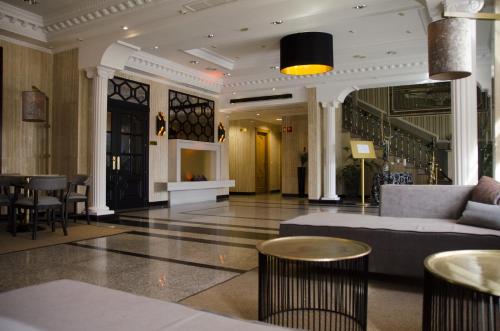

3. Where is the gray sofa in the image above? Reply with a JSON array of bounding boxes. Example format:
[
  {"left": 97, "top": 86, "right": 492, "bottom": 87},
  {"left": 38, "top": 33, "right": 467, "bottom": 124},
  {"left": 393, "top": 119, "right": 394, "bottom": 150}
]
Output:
[{"left": 280, "top": 185, "right": 500, "bottom": 278}]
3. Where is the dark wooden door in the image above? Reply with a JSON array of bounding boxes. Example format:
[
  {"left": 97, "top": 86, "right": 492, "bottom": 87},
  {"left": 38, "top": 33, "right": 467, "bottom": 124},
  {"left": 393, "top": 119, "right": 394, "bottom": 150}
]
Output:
[{"left": 106, "top": 102, "right": 149, "bottom": 210}]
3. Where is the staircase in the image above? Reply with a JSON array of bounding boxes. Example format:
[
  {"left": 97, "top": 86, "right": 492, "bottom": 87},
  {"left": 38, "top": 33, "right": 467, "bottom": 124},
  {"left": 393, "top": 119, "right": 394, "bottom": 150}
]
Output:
[{"left": 342, "top": 94, "right": 442, "bottom": 182}]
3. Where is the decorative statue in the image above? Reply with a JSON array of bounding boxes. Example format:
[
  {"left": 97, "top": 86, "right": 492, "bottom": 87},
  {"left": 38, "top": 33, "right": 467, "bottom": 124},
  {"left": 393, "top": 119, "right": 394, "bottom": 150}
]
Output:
[
  {"left": 218, "top": 122, "right": 226, "bottom": 143},
  {"left": 300, "top": 147, "right": 308, "bottom": 167},
  {"left": 156, "top": 112, "right": 166, "bottom": 136}
]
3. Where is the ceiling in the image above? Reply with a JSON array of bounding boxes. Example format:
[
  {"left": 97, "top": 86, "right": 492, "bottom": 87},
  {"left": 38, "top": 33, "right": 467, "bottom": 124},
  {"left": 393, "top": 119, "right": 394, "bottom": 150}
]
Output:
[{"left": 1, "top": 0, "right": 493, "bottom": 96}]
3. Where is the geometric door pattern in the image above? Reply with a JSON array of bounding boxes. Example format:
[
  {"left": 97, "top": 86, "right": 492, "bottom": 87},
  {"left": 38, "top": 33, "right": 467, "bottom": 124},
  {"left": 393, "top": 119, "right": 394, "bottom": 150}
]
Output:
[
  {"left": 168, "top": 90, "right": 214, "bottom": 142},
  {"left": 108, "top": 77, "right": 150, "bottom": 107}
]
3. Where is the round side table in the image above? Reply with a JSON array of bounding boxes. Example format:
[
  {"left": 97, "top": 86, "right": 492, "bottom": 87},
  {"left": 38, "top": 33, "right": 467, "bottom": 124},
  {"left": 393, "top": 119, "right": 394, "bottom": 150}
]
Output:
[
  {"left": 257, "top": 236, "right": 371, "bottom": 331},
  {"left": 423, "top": 250, "right": 500, "bottom": 331}
]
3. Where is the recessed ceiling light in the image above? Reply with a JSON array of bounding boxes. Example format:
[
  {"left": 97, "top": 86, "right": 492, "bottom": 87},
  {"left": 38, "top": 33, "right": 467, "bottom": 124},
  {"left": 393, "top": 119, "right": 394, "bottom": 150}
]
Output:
[
  {"left": 353, "top": 4, "right": 367, "bottom": 9},
  {"left": 179, "top": 9, "right": 188, "bottom": 15},
  {"left": 353, "top": 54, "right": 366, "bottom": 59},
  {"left": 190, "top": 60, "right": 200, "bottom": 64},
  {"left": 270, "top": 65, "right": 280, "bottom": 70},
  {"left": 271, "top": 20, "right": 284, "bottom": 25},
  {"left": 240, "top": 27, "right": 249, "bottom": 32},
  {"left": 386, "top": 51, "right": 397, "bottom": 55},
  {"left": 121, "top": 26, "right": 129, "bottom": 30},
  {"left": 232, "top": 92, "right": 237, "bottom": 95},
  {"left": 77, "top": 37, "right": 83, "bottom": 42},
  {"left": 406, "top": 30, "right": 412, "bottom": 34},
  {"left": 224, "top": 72, "right": 232, "bottom": 77},
  {"left": 272, "top": 87, "right": 276, "bottom": 91},
  {"left": 153, "top": 45, "right": 159, "bottom": 50},
  {"left": 206, "top": 67, "right": 217, "bottom": 71},
  {"left": 24, "top": 0, "right": 38, "bottom": 5},
  {"left": 256, "top": 113, "right": 261, "bottom": 116},
  {"left": 348, "top": 30, "right": 355, "bottom": 34},
  {"left": 398, "top": 12, "right": 405, "bottom": 16},
  {"left": 276, "top": 118, "right": 282, "bottom": 121},
  {"left": 207, "top": 33, "right": 215, "bottom": 38}
]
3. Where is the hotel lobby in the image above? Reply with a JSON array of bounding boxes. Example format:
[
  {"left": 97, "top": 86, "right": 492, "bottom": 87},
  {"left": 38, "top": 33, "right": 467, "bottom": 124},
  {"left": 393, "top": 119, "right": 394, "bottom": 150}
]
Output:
[{"left": 0, "top": 0, "right": 499, "bottom": 330}]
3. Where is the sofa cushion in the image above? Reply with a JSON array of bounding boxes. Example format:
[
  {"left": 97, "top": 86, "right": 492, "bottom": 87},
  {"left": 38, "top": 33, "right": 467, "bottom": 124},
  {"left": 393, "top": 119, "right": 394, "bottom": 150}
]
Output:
[
  {"left": 471, "top": 176, "right": 500, "bottom": 205},
  {"left": 458, "top": 201, "right": 500, "bottom": 230}
]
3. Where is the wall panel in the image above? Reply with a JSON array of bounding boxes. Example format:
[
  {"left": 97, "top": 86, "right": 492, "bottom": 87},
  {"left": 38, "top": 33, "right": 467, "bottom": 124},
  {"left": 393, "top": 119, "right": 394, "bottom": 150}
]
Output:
[
  {"left": 1, "top": 40, "right": 53, "bottom": 174},
  {"left": 281, "top": 114, "right": 308, "bottom": 194}
]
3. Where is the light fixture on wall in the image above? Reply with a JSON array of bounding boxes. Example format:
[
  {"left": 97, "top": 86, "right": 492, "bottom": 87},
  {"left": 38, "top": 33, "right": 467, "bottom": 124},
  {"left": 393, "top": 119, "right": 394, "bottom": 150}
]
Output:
[
  {"left": 427, "top": 18, "right": 472, "bottom": 80},
  {"left": 22, "top": 87, "right": 47, "bottom": 122},
  {"left": 156, "top": 112, "right": 166, "bottom": 136},
  {"left": 280, "top": 32, "right": 334, "bottom": 76}
]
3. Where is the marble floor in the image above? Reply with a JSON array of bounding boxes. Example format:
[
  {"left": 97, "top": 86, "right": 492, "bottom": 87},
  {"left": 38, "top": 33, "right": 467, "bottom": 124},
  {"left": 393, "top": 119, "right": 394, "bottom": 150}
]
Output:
[{"left": 0, "top": 194, "right": 407, "bottom": 325}]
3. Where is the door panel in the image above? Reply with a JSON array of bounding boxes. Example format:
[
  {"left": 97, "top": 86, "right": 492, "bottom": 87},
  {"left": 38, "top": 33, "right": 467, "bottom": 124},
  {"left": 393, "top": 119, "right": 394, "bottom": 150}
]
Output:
[
  {"left": 255, "top": 132, "right": 267, "bottom": 193},
  {"left": 107, "top": 103, "right": 148, "bottom": 210}
]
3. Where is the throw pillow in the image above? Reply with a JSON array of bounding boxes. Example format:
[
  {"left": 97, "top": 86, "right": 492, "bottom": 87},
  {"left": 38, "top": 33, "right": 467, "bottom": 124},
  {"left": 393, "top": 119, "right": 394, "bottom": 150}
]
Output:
[
  {"left": 471, "top": 176, "right": 500, "bottom": 205},
  {"left": 458, "top": 201, "right": 500, "bottom": 230}
]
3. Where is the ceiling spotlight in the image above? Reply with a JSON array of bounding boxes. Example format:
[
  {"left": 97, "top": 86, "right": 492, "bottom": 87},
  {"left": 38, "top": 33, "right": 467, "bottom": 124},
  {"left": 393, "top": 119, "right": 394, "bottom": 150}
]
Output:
[
  {"left": 179, "top": 9, "right": 188, "bottom": 15},
  {"left": 121, "top": 26, "right": 129, "bottom": 30},
  {"left": 348, "top": 30, "right": 355, "bottom": 34},
  {"left": 272, "top": 87, "right": 276, "bottom": 91},
  {"left": 271, "top": 20, "right": 284, "bottom": 25},
  {"left": 406, "top": 30, "right": 412, "bottom": 34},
  {"left": 153, "top": 45, "right": 159, "bottom": 50},
  {"left": 206, "top": 67, "right": 217, "bottom": 71},
  {"left": 207, "top": 33, "right": 215, "bottom": 38},
  {"left": 232, "top": 92, "right": 237, "bottom": 95},
  {"left": 276, "top": 118, "right": 282, "bottom": 121},
  {"left": 77, "top": 37, "right": 83, "bottom": 42},
  {"left": 240, "top": 27, "right": 249, "bottom": 32},
  {"left": 270, "top": 65, "right": 280, "bottom": 70},
  {"left": 190, "top": 60, "right": 200, "bottom": 64},
  {"left": 386, "top": 51, "right": 397, "bottom": 55},
  {"left": 224, "top": 72, "right": 232, "bottom": 77},
  {"left": 353, "top": 54, "right": 366, "bottom": 59},
  {"left": 24, "top": 0, "right": 38, "bottom": 4},
  {"left": 398, "top": 12, "right": 405, "bottom": 16},
  {"left": 353, "top": 4, "right": 367, "bottom": 9},
  {"left": 256, "top": 113, "right": 261, "bottom": 116}
]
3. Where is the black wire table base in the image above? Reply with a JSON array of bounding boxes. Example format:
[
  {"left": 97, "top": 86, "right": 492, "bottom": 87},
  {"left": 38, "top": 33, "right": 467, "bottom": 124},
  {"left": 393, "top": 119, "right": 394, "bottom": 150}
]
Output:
[
  {"left": 258, "top": 253, "right": 369, "bottom": 331},
  {"left": 423, "top": 269, "right": 500, "bottom": 331}
]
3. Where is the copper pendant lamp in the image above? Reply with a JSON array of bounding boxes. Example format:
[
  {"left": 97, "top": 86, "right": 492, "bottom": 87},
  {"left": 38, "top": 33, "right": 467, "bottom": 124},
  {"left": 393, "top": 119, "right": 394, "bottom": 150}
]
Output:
[
  {"left": 280, "top": 32, "right": 334, "bottom": 76},
  {"left": 427, "top": 18, "right": 472, "bottom": 80}
]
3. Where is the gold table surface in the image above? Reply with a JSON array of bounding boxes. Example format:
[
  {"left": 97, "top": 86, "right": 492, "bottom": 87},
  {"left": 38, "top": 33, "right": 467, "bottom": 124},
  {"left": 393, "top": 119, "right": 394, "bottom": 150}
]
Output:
[
  {"left": 425, "top": 250, "right": 500, "bottom": 296},
  {"left": 256, "top": 236, "right": 371, "bottom": 262}
]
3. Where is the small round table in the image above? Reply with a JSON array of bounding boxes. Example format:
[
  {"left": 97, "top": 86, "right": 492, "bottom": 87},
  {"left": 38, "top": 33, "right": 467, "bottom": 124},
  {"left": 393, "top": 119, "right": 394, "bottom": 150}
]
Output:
[
  {"left": 257, "top": 236, "right": 371, "bottom": 331},
  {"left": 423, "top": 250, "right": 500, "bottom": 331}
]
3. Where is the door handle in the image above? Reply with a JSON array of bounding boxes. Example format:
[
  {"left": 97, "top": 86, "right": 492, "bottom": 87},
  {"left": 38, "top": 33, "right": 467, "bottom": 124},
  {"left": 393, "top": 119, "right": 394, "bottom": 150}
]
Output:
[
  {"left": 112, "top": 156, "right": 116, "bottom": 170},
  {"left": 117, "top": 156, "right": 121, "bottom": 170}
]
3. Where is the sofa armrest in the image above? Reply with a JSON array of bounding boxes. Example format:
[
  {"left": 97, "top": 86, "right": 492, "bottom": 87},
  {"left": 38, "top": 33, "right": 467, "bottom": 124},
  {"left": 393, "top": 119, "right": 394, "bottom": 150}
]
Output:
[{"left": 380, "top": 185, "right": 474, "bottom": 219}]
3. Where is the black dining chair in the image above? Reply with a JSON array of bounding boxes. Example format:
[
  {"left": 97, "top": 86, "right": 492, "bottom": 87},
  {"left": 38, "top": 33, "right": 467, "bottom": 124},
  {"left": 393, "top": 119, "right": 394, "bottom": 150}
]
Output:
[
  {"left": 0, "top": 176, "right": 13, "bottom": 230},
  {"left": 65, "top": 174, "right": 90, "bottom": 225},
  {"left": 12, "top": 176, "right": 68, "bottom": 240}
]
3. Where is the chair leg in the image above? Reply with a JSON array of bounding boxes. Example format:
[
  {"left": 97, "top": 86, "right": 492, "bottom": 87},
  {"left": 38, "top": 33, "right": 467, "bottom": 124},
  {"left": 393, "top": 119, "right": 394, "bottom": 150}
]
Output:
[
  {"left": 61, "top": 207, "right": 68, "bottom": 236},
  {"left": 73, "top": 202, "right": 77, "bottom": 223},
  {"left": 85, "top": 200, "right": 90, "bottom": 225},
  {"left": 32, "top": 209, "right": 38, "bottom": 240}
]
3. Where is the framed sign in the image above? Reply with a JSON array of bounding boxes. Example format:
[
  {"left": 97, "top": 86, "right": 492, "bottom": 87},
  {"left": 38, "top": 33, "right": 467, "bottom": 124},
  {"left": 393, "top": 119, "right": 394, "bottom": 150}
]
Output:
[{"left": 350, "top": 140, "right": 376, "bottom": 159}]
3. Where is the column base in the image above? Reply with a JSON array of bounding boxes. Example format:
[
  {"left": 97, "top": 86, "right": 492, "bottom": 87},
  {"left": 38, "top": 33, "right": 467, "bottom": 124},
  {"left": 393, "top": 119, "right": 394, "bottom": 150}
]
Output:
[
  {"left": 322, "top": 195, "right": 341, "bottom": 201},
  {"left": 89, "top": 206, "right": 115, "bottom": 216}
]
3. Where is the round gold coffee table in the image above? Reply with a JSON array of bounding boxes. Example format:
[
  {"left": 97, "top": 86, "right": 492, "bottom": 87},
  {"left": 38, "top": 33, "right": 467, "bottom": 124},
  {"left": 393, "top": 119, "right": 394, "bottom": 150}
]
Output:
[
  {"left": 257, "top": 236, "right": 371, "bottom": 331},
  {"left": 423, "top": 250, "right": 500, "bottom": 331}
]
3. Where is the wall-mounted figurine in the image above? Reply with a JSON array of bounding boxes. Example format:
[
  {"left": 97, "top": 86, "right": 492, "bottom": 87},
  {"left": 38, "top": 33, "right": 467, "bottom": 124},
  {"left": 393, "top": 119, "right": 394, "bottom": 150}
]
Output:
[
  {"left": 156, "top": 112, "right": 166, "bottom": 136},
  {"left": 218, "top": 122, "right": 226, "bottom": 143}
]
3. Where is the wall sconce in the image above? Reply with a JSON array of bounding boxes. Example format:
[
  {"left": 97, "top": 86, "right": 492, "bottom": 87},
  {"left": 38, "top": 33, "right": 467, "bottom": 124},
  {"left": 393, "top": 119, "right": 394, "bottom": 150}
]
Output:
[
  {"left": 156, "top": 112, "right": 166, "bottom": 136},
  {"left": 218, "top": 122, "right": 226, "bottom": 142},
  {"left": 22, "top": 87, "right": 47, "bottom": 122}
]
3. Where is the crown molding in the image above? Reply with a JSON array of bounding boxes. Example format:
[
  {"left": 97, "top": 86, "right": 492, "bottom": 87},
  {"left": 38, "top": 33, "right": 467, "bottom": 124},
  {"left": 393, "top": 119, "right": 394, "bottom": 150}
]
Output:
[
  {"left": 0, "top": 32, "right": 51, "bottom": 53},
  {"left": 0, "top": 1, "right": 46, "bottom": 42},
  {"left": 44, "top": 0, "right": 155, "bottom": 34},
  {"left": 126, "top": 51, "right": 223, "bottom": 94}
]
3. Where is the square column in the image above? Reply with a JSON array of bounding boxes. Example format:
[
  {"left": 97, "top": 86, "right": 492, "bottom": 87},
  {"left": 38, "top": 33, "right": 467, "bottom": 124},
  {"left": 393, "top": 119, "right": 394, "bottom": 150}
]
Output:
[{"left": 86, "top": 66, "right": 115, "bottom": 216}]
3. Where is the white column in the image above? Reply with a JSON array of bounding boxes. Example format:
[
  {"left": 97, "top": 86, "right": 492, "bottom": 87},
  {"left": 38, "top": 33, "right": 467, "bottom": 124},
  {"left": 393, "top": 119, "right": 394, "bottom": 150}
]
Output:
[
  {"left": 86, "top": 66, "right": 115, "bottom": 216},
  {"left": 451, "top": 20, "right": 478, "bottom": 185},
  {"left": 495, "top": 0, "right": 500, "bottom": 181},
  {"left": 322, "top": 102, "right": 340, "bottom": 200}
]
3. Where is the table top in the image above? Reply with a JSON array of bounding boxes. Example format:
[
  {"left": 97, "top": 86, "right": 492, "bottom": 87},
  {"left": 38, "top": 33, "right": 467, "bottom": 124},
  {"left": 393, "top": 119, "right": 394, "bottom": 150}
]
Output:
[
  {"left": 425, "top": 250, "right": 500, "bottom": 296},
  {"left": 256, "top": 236, "right": 371, "bottom": 262}
]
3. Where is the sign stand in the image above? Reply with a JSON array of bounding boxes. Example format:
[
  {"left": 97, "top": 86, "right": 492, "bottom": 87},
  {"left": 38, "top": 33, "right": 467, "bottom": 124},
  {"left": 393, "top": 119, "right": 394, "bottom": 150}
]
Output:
[{"left": 350, "top": 141, "right": 376, "bottom": 206}]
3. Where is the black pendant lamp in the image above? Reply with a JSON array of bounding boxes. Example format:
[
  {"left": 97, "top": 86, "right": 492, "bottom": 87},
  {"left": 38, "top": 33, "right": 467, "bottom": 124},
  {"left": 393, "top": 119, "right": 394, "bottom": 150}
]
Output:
[{"left": 280, "top": 32, "right": 334, "bottom": 76}]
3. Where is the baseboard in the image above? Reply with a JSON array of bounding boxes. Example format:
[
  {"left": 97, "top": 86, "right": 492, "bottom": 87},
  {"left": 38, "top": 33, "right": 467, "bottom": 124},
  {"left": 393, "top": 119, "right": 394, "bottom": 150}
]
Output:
[
  {"left": 216, "top": 195, "right": 229, "bottom": 202},
  {"left": 89, "top": 213, "right": 118, "bottom": 222},
  {"left": 308, "top": 199, "right": 343, "bottom": 205},
  {"left": 282, "top": 193, "right": 308, "bottom": 198},
  {"left": 229, "top": 192, "right": 256, "bottom": 195},
  {"left": 148, "top": 200, "right": 169, "bottom": 208}
]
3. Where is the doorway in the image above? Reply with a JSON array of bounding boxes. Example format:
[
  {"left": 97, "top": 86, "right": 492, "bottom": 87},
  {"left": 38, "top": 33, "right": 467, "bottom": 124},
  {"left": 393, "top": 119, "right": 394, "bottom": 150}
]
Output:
[{"left": 255, "top": 131, "right": 269, "bottom": 193}]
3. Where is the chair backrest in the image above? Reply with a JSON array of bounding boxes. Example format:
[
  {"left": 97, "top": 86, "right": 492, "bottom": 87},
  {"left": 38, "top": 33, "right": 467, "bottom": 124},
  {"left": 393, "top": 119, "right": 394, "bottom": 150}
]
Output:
[
  {"left": 29, "top": 176, "right": 67, "bottom": 191},
  {"left": 69, "top": 174, "right": 89, "bottom": 186}
]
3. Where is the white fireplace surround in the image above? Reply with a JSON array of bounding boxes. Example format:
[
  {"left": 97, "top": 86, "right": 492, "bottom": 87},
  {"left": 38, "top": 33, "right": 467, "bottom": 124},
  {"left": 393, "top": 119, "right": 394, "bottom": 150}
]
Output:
[{"left": 167, "top": 139, "right": 235, "bottom": 205}]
